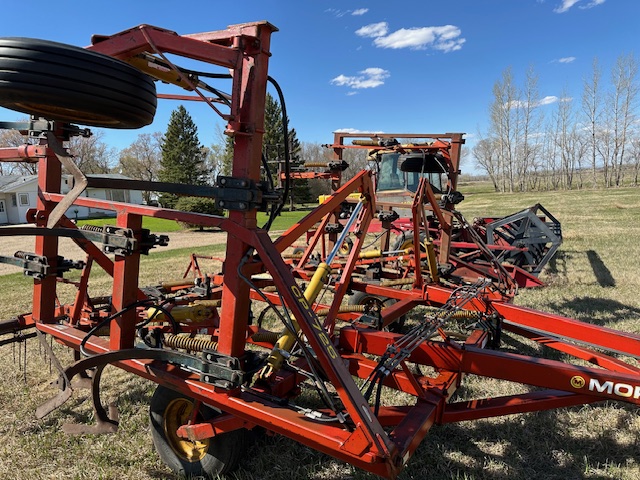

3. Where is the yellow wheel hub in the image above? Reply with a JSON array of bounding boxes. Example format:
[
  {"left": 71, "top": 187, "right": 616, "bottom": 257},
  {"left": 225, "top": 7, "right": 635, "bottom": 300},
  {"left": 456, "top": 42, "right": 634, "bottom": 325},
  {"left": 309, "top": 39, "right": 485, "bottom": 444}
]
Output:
[{"left": 164, "top": 398, "right": 210, "bottom": 462}]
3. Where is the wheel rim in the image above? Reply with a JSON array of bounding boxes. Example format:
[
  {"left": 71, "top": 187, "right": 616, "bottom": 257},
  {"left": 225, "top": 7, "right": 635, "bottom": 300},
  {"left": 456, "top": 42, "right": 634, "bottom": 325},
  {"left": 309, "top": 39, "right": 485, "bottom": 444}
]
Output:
[
  {"left": 339, "top": 237, "right": 353, "bottom": 255},
  {"left": 359, "top": 295, "right": 385, "bottom": 316},
  {"left": 163, "top": 398, "right": 210, "bottom": 463}
]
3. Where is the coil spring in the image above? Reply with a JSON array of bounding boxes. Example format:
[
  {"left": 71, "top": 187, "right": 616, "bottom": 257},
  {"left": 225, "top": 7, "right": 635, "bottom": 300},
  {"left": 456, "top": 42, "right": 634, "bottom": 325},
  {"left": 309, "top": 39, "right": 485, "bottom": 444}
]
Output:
[
  {"left": 13, "top": 251, "right": 28, "bottom": 259},
  {"left": 423, "top": 306, "right": 481, "bottom": 321},
  {"left": 303, "top": 162, "right": 329, "bottom": 168},
  {"left": 314, "top": 304, "right": 366, "bottom": 317},
  {"left": 163, "top": 333, "right": 218, "bottom": 352},
  {"left": 192, "top": 300, "right": 221, "bottom": 307},
  {"left": 250, "top": 331, "right": 281, "bottom": 344},
  {"left": 80, "top": 224, "right": 103, "bottom": 232},
  {"left": 380, "top": 278, "right": 415, "bottom": 287}
]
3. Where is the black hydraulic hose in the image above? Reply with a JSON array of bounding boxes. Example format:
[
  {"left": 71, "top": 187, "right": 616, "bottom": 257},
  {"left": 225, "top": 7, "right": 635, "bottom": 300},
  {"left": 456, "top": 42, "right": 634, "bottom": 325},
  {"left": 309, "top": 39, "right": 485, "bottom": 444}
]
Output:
[{"left": 263, "top": 75, "right": 290, "bottom": 231}]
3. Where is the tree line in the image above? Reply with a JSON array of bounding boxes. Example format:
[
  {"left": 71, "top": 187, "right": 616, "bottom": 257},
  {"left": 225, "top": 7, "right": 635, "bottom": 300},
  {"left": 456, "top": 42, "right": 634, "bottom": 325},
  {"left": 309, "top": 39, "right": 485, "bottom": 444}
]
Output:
[{"left": 474, "top": 54, "right": 640, "bottom": 192}]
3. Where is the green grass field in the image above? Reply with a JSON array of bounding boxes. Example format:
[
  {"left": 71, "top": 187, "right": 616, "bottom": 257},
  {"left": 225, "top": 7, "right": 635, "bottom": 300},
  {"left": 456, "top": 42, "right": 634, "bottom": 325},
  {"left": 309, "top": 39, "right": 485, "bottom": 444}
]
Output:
[
  {"left": 78, "top": 216, "right": 184, "bottom": 232},
  {"left": 0, "top": 184, "right": 639, "bottom": 480}
]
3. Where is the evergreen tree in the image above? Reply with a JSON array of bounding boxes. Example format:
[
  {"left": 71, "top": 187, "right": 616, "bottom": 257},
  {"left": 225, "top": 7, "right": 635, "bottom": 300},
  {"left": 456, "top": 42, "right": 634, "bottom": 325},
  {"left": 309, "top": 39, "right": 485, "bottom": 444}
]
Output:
[
  {"left": 158, "top": 105, "right": 208, "bottom": 208},
  {"left": 287, "top": 128, "right": 312, "bottom": 207},
  {"left": 261, "top": 94, "right": 310, "bottom": 208}
]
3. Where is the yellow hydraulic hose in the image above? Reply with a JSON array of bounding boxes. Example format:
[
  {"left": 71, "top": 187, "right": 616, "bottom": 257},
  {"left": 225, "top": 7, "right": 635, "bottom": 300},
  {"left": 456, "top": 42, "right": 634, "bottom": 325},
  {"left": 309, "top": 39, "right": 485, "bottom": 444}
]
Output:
[{"left": 259, "top": 261, "right": 332, "bottom": 378}]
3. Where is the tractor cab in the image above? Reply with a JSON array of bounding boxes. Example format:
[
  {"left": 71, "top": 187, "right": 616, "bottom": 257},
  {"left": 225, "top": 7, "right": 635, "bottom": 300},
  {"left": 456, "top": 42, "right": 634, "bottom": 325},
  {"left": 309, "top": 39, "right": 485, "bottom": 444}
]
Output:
[{"left": 375, "top": 151, "right": 448, "bottom": 213}]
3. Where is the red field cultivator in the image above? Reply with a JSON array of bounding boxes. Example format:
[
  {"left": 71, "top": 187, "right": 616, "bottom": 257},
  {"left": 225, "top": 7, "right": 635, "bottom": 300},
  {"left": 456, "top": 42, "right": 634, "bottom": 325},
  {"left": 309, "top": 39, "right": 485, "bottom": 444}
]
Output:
[{"left": 0, "top": 22, "right": 638, "bottom": 479}]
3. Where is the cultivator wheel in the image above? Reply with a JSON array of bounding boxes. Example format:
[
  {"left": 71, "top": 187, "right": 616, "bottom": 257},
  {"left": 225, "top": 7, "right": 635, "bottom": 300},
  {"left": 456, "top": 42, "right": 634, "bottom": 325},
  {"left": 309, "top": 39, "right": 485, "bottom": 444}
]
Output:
[
  {"left": 149, "top": 386, "right": 245, "bottom": 478},
  {"left": 0, "top": 37, "right": 156, "bottom": 128},
  {"left": 348, "top": 290, "right": 405, "bottom": 332},
  {"left": 392, "top": 229, "right": 427, "bottom": 253}
]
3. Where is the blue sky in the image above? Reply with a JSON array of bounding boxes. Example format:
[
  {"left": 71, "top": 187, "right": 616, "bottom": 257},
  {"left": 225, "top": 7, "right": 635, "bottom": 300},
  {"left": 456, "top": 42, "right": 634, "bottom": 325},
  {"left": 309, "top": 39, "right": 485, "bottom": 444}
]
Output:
[{"left": 0, "top": 0, "right": 637, "bottom": 172}]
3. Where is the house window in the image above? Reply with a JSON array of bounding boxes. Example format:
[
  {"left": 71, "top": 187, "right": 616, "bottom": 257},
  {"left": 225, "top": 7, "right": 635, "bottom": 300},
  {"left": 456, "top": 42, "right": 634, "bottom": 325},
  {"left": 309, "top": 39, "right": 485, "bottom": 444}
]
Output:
[
  {"left": 18, "top": 193, "right": 29, "bottom": 206},
  {"left": 11, "top": 194, "right": 17, "bottom": 207},
  {"left": 0, "top": 201, "right": 5, "bottom": 213},
  {"left": 106, "top": 190, "right": 130, "bottom": 203}
]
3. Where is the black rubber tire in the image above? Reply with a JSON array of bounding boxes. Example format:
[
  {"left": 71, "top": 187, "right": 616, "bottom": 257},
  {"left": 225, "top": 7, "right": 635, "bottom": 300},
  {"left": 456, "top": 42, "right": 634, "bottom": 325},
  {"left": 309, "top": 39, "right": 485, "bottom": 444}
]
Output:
[
  {"left": 149, "top": 385, "right": 246, "bottom": 478},
  {"left": 392, "top": 230, "right": 427, "bottom": 252},
  {"left": 348, "top": 290, "right": 405, "bottom": 333},
  {"left": 0, "top": 37, "right": 156, "bottom": 128}
]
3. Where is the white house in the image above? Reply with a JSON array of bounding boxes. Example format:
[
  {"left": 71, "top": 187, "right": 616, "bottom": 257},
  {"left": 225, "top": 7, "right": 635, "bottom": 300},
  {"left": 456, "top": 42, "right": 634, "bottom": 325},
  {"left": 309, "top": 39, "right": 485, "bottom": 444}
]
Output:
[{"left": 0, "top": 173, "right": 144, "bottom": 225}]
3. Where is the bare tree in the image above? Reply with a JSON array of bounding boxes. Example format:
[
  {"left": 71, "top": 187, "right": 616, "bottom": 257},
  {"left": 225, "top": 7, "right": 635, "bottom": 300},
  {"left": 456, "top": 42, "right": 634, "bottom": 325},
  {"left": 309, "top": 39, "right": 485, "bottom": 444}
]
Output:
[
  {"left": 118, "top": 132, "right": 162, "bottom": 203},
  {"left": 552, "top": 91, "right": 587, "bottom": 189},
  {"left": 606, "top": 53, "right": 638, "bottom": 187},
  {"left": 581, "top": 57, "right": 603, "bottom": 188},
  {"left": 487, "top": 66, "right": 544, "bottom": 192},
  {"left": 473, "top": 137, "right": 500, "bottom": 191},
  {"left": 489, "top": 67, "right": 519, "bottom": 192},
  {"left": 629, "top": 137, "right": 640, "bottom": 186},
  {"left": 67, "top": 130, "right": 116, "bottom": 174},
  {"left": 516, "top": 65, "right": 543, "bottom": 192}
]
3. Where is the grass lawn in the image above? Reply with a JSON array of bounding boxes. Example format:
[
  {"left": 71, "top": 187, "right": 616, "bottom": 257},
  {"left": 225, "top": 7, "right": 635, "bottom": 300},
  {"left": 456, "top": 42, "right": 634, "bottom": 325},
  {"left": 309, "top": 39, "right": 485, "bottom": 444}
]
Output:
[
  {"left": 0, "top": 185, "right": 639, "bottom": 480},
  {"left": 77, "top": 216, "right": 183, "bottom": 232},
  {"left": 77, "top": 210, "right": 308, "bottom": 233}
]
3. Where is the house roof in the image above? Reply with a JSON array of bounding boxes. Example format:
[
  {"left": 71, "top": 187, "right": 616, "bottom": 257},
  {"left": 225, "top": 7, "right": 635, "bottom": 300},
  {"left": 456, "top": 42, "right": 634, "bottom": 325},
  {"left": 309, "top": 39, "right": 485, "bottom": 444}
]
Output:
[
  {"left": 0, "top": 175, "right": 37, "bottom": 192},
  {"left": 0, "top": 173, "right": 134, "bottom": 193}
]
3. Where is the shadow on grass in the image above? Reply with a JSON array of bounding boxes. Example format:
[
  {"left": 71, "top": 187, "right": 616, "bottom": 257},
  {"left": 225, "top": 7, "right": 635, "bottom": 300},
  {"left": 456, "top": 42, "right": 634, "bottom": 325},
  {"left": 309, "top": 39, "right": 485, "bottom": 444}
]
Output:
[
  {"left": 402, "top": 405, "right": 638, "bottom": 480},
  {"left": 548, "top": 296, "right": 640, "bottom": 328},
  {"left": 585, "top": 250, "right": 616, "bottom": 288}
]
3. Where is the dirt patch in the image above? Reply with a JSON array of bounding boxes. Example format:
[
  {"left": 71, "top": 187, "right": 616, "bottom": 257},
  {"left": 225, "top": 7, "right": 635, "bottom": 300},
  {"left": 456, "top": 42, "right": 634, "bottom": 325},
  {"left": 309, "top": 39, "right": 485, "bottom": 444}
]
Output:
[{"left": 0, "top": 228, "right": 227, "bottom": 276}]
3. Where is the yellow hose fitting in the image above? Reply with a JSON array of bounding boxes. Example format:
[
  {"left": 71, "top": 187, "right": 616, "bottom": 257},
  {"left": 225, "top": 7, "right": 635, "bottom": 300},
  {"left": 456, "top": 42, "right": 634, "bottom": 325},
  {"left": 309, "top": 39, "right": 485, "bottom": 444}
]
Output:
[
  {"left": 260, "top": 262, "right": 332, "bottom": 379},
  {"left": 147, "top": 304, "right": 213, "bottom": 324},
  {"left": 358, "top": 249, "right": 383, "bottom": 259}
]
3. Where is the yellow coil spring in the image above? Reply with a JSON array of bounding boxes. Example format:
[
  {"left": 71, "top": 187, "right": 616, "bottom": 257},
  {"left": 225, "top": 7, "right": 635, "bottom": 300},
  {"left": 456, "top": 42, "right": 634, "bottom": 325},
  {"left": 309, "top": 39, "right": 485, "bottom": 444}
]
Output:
[
  {"left": 250, "top": 331, "right": 281, "bottom": 344},
  {"left": 422, "top": 307, "right": 482, "bottom": 321},
  {"left": 192, "top": 300, "right": 222, "bottom": 307},
  {"left": 314, "top": 304, "right": 366, "bottom": 317},
  {"left": 380, "top": 278, "right": 415, "bottom": 287},
  {"left": 163, "top": 333, "right": 218, "bottom": 352},
  {"left": 303, "top": 162, "right": 330, "bottom": 168}
]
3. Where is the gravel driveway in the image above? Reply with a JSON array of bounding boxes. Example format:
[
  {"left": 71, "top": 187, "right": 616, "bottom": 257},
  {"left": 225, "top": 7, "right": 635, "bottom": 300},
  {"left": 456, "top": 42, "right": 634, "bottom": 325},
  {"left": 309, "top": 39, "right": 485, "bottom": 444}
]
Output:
[{"left": 0, "top": 227, "right": 227, "bottom": 276}]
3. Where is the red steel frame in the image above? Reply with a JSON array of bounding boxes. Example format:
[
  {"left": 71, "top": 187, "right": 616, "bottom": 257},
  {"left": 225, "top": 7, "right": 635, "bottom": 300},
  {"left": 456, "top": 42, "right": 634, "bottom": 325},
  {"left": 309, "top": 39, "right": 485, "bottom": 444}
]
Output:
[{"left": 1, "top": 22, "right": 640, "bottom": 480}]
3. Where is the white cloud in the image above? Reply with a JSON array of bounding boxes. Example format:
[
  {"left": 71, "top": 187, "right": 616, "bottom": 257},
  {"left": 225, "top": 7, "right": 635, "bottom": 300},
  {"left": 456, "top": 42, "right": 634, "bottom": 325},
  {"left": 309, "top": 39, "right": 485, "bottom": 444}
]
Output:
[
  {"left": 538, "top": 96, "right": 560, "bottom": 106},
  {"left": 357, "top": 23, "right": 465, "bottom": 53},
  {"left": 334, "top": 128, "right": 375, "bottom": 133},
  {"left": 325, "top": 8, "right": 347, "bottom": 17},
  {"left": 554, "top": 0, "right": 580, "bottom": 12},
  {"left": 506, "top": 96, "right": 573, "bottom": 109},
  {"left": 558, "top": 56, "right": 576, "bottom": 63},
  {"left": 554, "top": 0, "right": 605, "bottom": 13},
  {"left": 326, "top": 8, "right": 370, "bottom": 17},
  {"left": 331, "top": 67, "right": 390, "bottom": 89},
  {"left": 356, "top": 22, "right": 389, "bottom": 38},
  {"left": 582, "top": 0, "right": 606, "bottom": 8}
]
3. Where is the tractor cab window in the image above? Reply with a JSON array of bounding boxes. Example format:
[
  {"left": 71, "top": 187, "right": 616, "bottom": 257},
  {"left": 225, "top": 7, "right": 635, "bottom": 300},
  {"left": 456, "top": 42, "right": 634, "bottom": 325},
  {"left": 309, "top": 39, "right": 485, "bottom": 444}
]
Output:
[
  {"left": 400, "top": 154, "right": 446, "bottom": 193},
  {"left": 377, "top": 153, "right": 403, "bottom": 191}
]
